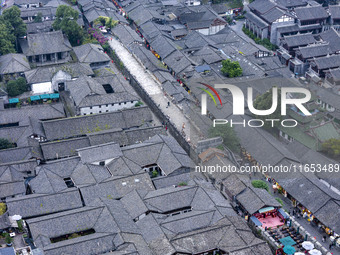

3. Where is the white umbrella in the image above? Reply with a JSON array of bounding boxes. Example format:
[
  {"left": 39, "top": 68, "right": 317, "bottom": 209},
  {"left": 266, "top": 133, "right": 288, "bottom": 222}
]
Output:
[
  {"left": 12, "top": 215, "right": 22, "bottom": 221},
  {"left": 294, "top": 252, "right": 304, "bottom": 255},
  {"left": 308, "top": 249, "right": 322, "bottom": 255},
  {"left": 302, "top": 241, "right": 314, "bottom": 250}
]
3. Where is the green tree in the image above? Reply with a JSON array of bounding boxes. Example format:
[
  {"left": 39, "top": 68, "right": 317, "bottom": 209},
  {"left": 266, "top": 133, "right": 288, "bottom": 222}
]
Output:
[
  {"left": 6, "top": 77, "right": 27, "bottom": 97},
  {"left": 0, "top": 138, "right": 15, "bottom": 150},
  {"left": 34, "top": 12, "right": 43, "bottom": 23},
  {"left": 106, "top": 17, "right": 118, "bottom": 29},
  {"left": 322, "top": 138, "right": 340, "bottom": 157},
  {"left": 252, "top": 87, "right": 282, "bottom": 129},
  {"left": 17, "top": 219, "right": 23, "bottom": 232},
  {"left": 0, "top": 21, "right": 16, "bottom": 55},
  {"left": 5, "top": 233, "right": 12, "bottom": 244},
  {"left": 53, "top": 5, "right": 83, "bottom": 46},
  {"left": 208, "top": 124, "right": 240, "bottom": 152},
  {"left": 0, "top": 203, "right": 6, "bottom": 215},
  {"left": 1, "top": 6, "right": 26, "bottom": 38},
  {"left": 94, "top": 16, "right": 118, "bottom": 29},
  {"left": 221, "top": 59, "right": 242, "bottom": 77},
  {"left": 251, "top": 180, "right": 269, "bottom": 191}
]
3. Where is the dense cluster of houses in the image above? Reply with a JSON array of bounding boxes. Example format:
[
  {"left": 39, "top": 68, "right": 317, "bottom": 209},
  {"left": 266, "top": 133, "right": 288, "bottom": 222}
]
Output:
[
  {"left": 0, "top": 0, "right": 280, "bottom": 254},
  {"left": 0, "top": 120, "right": 277, "bottom": 255},
  {"left": 245, "top": 0, "right": 340, "bottom": 81}
]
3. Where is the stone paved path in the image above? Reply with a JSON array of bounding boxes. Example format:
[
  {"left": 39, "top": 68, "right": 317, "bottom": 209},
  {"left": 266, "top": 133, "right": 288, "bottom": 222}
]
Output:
[{"left": 108, "top": 36, "right": 204, "bottom": 145}]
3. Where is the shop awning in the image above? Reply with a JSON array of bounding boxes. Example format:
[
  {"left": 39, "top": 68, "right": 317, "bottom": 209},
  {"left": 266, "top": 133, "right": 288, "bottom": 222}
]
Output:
[
  {"left": 50, "top": 93, "right": 60, "bottom": 99},
  {"left": 9, "top": 98, "right": 19, "bottom": 103},
  {"left": 283, "top": 245, "right": 295, "bottom": 254},
  {"left": 30, "top": 95, "right": 41, "bottom": 101},
  {"left": 40, "top": 94, "right": 50, "bottom": 99},
  {"left": 259, "top": 207, "right": 275, "bottom": 213},
  {"left": 279, "top": 236, "right": 296, "bottom": 246},
  {"left": 250, "top": 216, "right": 262, "bottom": 226},
  {"left": 278, "top": 208, "right": 289, "bottom": 219}
]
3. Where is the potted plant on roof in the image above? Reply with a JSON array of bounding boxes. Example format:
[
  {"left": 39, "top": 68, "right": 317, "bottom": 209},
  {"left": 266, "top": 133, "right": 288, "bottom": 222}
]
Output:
[{"left": 5, "top": 233, "right": 12, "bottom": 247}]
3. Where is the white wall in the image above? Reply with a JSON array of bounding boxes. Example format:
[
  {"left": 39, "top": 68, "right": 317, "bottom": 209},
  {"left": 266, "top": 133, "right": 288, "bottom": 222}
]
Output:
[
  {"left": 20, "top": 3, "right": 39, "bottom": 8},
  {"left": 197, "top": 25, "right": 226, "bottom": 35},
  {"left": 52, "top": 70, "right": 72, "bottom": 92},
  {"left": 80, "top": 100, "right": 138, "bottom": 115},
  {"left": 32, "top": 82, "right": 53, "bottom": 94}
]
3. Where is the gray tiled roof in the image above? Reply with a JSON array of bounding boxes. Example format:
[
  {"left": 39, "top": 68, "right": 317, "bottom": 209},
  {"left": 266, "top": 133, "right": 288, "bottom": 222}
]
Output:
[
  {"left": 14, "top": 0, "right": 48, "bottom": 4},
  {"left": 87, "top": 126, "right": 165, "bottom": 148},
  {"left": 0, "top": 159, "right": 37, "bottom": 183},
  {"left": 0, "top": 146, "right": 36, "bottom": 164},
  {"left": 276, "top": 0, "right": 307, "bottom": 8},
  {"left": 0, "top": 125, "right": 32, "bottom": 147},
  {"left": 20, "top": 6, "right": 56, "bottom": 19},
  {"left": 184, "top": 30, "right": 217, "bottom": 48},
  {"left": 319, "top": 28, "right": 340, "bottom": 53},
  {"left": 0, "top": 104, "right": 65, "bottom": 126},
  {"left": 73, "top": 43, "right": 110, "bottom": 64},
  {"left": 314, "top": 200, "right": 340, "bottom": 234},
  {"left": 271, "top": 171, "right": 333, "bottom": 213},
  {"left": 29, "top": 168, "right": 68, "bottom": 194},
  {"left": 26, "top": 205, "right": 124, "bottom": 255},
  {"left": 6, "top": 189, "right": 83, "bottom": 218},
  {"left": 41, "top": 137, "right": 91, "bottom": 160},
  {"left": 112, "top": 24, "right": 143, "bottom": 46},
  {"left": 283, "top": 33, "right": 316, "bottom": 48},
  {"left": 311, "top": 54, "right": 340, "bottom": 70},
  {"left": 222, "top": 174, "right": 247, "bottom": 197},
  {"left": 245, "top": 11, "right": 270, "bottom": 28},
  {"left": 44, "top": 233, "right": 117, "bottom": 255},
  {"left": 236, "top": 187, "right": 281, "bottom": 214},
  {"left": 130, "top": 44, "right": 168, "bottom": 72},
  {"left": 191, "top": 45, "right": 223, "bottom": 64},
  {"left": 139, "top": 21, "right": 162, "bottom": 42},
  {"left": 26, "top": 20, "right": 54, "bottom": 34},
  {"left": 295, "top": 5, "right": 328, "bottom": 21},
  {"left": 164, "top": 50, "right": 192, "bottom": 74},
  {"left": 25, "top": 63, "right": 94, "bottom": 84},
  {"left": 128, "top": 5, "right": 154, "bottom": 26},
  {"left": 121, "top": 190, "right": 149, "bottom": 220},
  {"left": 330, "top": 5, "right": 340, "bottom": 19},
  {"left": 249, "top": 0, "right": 277, "bottom": 14},
  {"left": 41, "top": 106, "right": 153, "bottom": 140},
  {"left": 0, "top": 54, "right": 31, "bottom": 75},
  {"left": 29, "top": 157, "right": 80, "bottom": 194},
  {"left": 20, "top": 31, "right": 72, "bottom": 56},
  {"left": 0, "top": 180, "right": 26, "bottom": 199},
  {"left": 144, "top": 186, "right": 197, "bottom": 213},
  {"left": 66, "top": 75, "right": 105, "bottom": 106},
  {"left": 77, "top": 142, "right": 122, "bottom": 163},
  {"left": 170, "top": 217, "right": 271, "bottom": 254},
  {"left": 152, "top": 173, "right": 192, "bottom": 189},
  {"left": 80, "top": 173, "right": 155, "bottom": 203},
  {"left": 296, "top": 43, "right": 330, "bottom": 59},
  {"left": 150, "top": 35, "right": 176, "bottom": 58},
  {"left": 113, "top": 135, "right": 194, "bottom": 176},
  {"left": 262, "top": 7, "right": 288, "bottom": 23}
]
